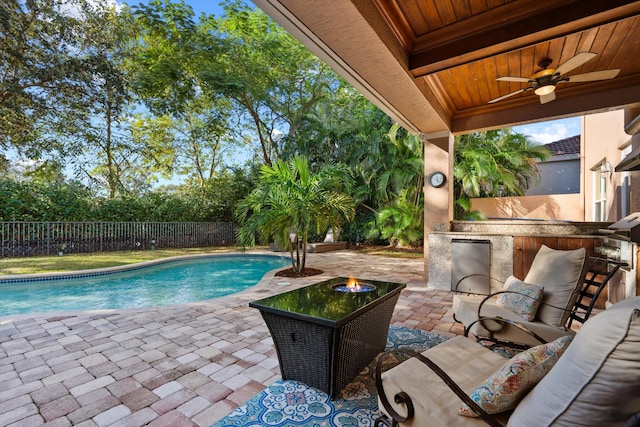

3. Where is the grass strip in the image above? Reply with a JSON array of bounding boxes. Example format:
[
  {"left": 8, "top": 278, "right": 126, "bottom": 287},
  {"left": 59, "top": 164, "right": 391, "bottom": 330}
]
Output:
[{"left": 0, "top": 247, "right": 241, "bottom": 275}]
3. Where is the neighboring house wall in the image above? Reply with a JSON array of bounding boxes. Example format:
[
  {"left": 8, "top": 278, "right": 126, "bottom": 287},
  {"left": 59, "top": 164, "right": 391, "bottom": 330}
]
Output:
[
  {"left": 471, "top": 134, "right": 584, "bottom": 221},
  {"left": 525, "top": 155, "right": 580, "bottom": 195}
]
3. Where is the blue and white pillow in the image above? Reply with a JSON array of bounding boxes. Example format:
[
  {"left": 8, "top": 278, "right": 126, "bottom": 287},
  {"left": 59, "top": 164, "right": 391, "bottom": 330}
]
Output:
[{"left": 496, "top": 276, "right": 544, "bottom": 321}]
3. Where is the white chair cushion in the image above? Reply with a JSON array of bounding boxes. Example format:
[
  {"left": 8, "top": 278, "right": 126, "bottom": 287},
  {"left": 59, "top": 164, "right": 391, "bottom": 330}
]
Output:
[
  {"left": 379, "top": 336, "right": 509, "bottom": 427},
  {"left": 524, "top": 245, "right": 588, "bottom": 327},
  {"left": 453, "top": 294, "right": 575, "bottom": 347},
  {"left": 507, "top": 296, "right": 640, "bottom": 426}
]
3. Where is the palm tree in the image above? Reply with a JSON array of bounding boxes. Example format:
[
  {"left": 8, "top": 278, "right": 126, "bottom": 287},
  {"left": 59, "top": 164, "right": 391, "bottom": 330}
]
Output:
[
  {"left": 376, "top": 188, "right": 424, "bottom": 247},
  {"left": 235, "top": 155, "right": 355, "bottom": 274},
  {"left": 376, "top": 124, "right": 424, "bottom": 204},
  {"left": 454, "top": 129, "right": 551, "bottom": 219},
  {"left": 374, "top": 124, "right": 424, "bottom": 247}
]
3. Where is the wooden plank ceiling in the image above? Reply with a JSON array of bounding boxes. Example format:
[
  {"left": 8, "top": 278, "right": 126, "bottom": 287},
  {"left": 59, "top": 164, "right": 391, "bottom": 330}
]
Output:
[
  {"left": 372, "top": 0, "right": 640, "bottom": 132},
  {"left": 255, "top": 0, "right": 640, "bottom": 135}
]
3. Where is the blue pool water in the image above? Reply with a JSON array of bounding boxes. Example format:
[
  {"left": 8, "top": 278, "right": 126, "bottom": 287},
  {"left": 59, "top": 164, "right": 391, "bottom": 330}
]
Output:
[{"left": 0, "top": 255, "right": 289, "bottom": 317}]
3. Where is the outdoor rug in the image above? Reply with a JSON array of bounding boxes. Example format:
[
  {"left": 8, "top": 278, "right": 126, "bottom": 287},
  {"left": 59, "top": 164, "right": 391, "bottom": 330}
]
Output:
[{"left": 212, "top": 326, "right": 450, "bottom": 427}]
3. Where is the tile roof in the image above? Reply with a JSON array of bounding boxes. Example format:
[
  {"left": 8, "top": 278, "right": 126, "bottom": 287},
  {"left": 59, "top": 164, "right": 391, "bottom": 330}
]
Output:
[{"left": 545, "top": 135, "right": 580, "bottom": 156}]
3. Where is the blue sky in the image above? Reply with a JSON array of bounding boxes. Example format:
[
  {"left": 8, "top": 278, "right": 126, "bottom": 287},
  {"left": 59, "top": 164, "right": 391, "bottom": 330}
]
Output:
[
  {"left": 184, "top": 0, "right": 230, "bottom": 16},
  {"left": 123, "top": 0, "right": 244, "bottom": 17}
]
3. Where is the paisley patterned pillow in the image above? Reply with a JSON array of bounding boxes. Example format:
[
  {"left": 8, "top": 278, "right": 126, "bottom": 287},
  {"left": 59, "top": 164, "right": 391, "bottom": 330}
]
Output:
[
  {"left": 496, "top": 276, "right": 544, "bottom": 321},
  {"left": 458, "top": 335, "right": 573, "bottom": 417}
]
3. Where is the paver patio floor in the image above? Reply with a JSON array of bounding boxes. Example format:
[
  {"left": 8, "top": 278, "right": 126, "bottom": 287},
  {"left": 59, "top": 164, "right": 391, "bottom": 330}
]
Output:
[{"left": 0, "top": 250, "right": 463, "bottom": 426}]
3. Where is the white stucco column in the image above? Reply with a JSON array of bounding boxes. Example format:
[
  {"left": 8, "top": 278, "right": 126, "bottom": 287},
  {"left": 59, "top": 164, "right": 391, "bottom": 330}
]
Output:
[{"left": 422, "top": 131, "right": 455, "bottom": 281}]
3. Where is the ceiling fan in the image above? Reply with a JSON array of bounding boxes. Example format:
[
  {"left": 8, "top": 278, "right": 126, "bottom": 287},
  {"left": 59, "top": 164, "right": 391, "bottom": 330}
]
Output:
[{"left": 489, "top": 52, "right": 620, "bottom": 104}]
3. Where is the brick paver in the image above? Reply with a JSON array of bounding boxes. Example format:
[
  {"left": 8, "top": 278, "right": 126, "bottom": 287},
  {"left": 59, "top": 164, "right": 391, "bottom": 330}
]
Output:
[{"left": 0, "top": 250, "right": 458, "bottom": 426}]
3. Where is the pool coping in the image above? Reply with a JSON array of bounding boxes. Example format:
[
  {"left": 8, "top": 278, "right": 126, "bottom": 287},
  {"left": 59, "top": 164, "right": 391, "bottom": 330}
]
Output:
[
  {"left": 0, "top": 250, "right": 289, "bottom": 283},
  {"left": 0, "top": 250, "right": 294, "bottom": 323}
]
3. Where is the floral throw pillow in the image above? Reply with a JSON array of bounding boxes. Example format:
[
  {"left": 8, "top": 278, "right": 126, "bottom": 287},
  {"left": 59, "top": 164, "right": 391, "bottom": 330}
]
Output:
[
  {"left": 496, "top": 276, "right": 544, "bottom": 321},
  {"left": 458, "top": 335, "right": 573, "bottom": 417}
]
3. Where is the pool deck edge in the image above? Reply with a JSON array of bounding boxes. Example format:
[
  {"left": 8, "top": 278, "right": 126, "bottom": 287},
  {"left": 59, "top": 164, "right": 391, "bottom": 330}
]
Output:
[
  {"left": 0, "top": 249, "right": 285, "bottom": 283},
  {"left": 0, "top": 250, "right": 289, "bottom": 323}
]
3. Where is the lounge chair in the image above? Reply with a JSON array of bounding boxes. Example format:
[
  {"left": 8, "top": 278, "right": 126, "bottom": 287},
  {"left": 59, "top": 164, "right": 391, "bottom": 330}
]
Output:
[
  {"left": 452, "top": 246, "right": 622, "bottom": 349},
  {"left": 375, "top": 296, "right": 640, "bottom": 427}
]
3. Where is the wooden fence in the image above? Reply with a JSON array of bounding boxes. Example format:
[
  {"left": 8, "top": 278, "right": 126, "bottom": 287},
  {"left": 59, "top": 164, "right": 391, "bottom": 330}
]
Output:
[{"left": 0, "top": 222, "right": 238, "bottom": 257}]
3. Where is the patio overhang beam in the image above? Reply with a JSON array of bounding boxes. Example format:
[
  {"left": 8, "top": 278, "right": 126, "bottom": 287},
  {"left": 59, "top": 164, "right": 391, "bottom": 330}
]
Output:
[
  {"left": 450, "top": 75, "right": 640, "bottom": 134},
  {"left": 254, "top": 0, "right": 452, "bottom": 137}
]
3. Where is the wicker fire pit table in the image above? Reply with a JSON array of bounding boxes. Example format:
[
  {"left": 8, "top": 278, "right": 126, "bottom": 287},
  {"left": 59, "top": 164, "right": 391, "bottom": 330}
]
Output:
[{"left": 249, "top": 277, "right": 405, "bottom": 397}]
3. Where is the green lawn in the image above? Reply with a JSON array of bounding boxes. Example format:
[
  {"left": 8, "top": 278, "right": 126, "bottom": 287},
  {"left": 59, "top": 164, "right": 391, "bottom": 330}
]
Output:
[
  {"left": 0, "top": 247, "right": 243, "bottom": 275},
  {"left": 355, "top": 247, "right": 423, "bottom": 259}
]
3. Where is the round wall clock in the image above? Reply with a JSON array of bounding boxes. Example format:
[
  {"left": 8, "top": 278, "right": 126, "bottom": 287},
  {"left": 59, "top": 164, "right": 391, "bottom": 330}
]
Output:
[{"left": 428, "top": 171, "right": 446, "bottom": 188}]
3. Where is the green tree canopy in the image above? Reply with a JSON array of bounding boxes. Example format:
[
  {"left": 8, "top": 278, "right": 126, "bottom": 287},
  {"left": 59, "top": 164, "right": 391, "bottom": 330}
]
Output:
[
  {"left": 130, "top": 0, "right": 345, "bottom": 168},
  {"left": 1, "top": 0, "right": 94, "bottom": 151},
  {"left": 374, "top": 124, "right": 424, "bottom": 247},
  {"left": 1, "top": 1, "right": 126, "bottom": 152},
  {"left": 209, "top": 1, "right": 340, "bottom": 165},
  {"left": 0, "top": 0, "right": 155, "bottom": 197},
  {"left": 454, "top": 129, "right": 551, "bottom": 219}
]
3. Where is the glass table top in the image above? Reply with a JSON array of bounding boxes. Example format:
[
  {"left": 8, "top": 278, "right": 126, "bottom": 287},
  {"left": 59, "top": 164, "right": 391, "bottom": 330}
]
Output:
[{"left": 249, "top": 277, "right": 405, "bottom": 326}]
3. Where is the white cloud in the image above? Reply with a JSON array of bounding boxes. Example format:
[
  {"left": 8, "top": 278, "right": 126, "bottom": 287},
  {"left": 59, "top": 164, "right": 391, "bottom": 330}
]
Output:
[
  {"left": 59, "top": 0, "right": 122, "bottom": 19},
  {"left": 12, "top": 158, "right": 40, "bottom": 172},
  {"left": 513, "top": 117, "right": 581, "bottom": 145},
  {"left": 14, "top": 159, "right": 38, "bottom": 168},
  {"left": 271, "top": 129, "right": 284, "bottom": 142},
  {"left": 520, "top": 123, "right": 569, "bottom": 144}
]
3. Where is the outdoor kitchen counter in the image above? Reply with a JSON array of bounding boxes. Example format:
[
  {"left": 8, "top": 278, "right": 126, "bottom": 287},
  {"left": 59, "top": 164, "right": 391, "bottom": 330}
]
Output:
[
  {"left": 449, "top": 219, "right": 608, "bottom": 236},
  {"left": 428, "top": 228, "right": 607, "bottom": 293}
]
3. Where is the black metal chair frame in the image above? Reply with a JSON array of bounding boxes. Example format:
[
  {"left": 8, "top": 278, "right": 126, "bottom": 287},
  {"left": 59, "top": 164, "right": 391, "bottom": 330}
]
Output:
[
  {"left": 373, "top": 256, "right": 634, "bottom": 426},
  {"left": 373, "top": 348, "right": 505, "bottom": 427},
  {"left": 453, "top": 257, "right": 627, "bottom": 350},
  {"left": 374, "top": 345, "right": 640, "bottom": 427}
]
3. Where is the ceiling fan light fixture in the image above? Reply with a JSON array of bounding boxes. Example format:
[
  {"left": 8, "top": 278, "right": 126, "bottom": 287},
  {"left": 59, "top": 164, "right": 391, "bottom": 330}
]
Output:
[
  {"left": 534, "top": 85, "right": 555, "bottom": 96},
  {"left": 490, "top": 53, "right": 618, "bottom": 105}
]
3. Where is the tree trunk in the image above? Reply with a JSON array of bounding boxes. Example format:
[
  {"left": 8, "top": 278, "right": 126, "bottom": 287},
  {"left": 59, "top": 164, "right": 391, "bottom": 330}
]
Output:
[{"left": 106, "top": 104, "right": 116, "bottom": 199}]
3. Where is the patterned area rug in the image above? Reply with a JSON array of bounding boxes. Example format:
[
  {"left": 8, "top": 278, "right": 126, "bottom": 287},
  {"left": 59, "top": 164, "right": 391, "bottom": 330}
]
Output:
[{"left": 212, "top": 326, "right": 450, "bottom": 427}]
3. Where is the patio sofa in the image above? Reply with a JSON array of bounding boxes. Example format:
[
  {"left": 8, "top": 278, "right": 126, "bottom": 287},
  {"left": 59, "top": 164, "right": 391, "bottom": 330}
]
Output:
[
  {"left": 451, "top": 246, "right": 615, "bottom": 348},
  {"left": 375, "top": 295, "right": 640, "bottom": 426}
]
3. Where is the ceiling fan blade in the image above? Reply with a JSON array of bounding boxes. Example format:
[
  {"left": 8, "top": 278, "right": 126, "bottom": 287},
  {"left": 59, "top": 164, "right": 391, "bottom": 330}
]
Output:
[
  {"left": 488, "top": 89, "right": 526, "bottom": 103},
  {"left": 539, "top": 91, "right": 556, "bottom": 104},
  {"left": 554, "top": 52, "right": 597, "bottom": 76},
  {"left": 566, "top": 69, "right": 621, "bottom": 82},
  {"left": 496, "top": 76, "right": 531, "bottom": 83}
]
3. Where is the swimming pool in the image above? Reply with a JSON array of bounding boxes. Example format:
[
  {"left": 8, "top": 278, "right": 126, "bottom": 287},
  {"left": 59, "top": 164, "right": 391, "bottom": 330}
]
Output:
[{"left": 0, "top": 254, "right": 289, "bottom": 317}]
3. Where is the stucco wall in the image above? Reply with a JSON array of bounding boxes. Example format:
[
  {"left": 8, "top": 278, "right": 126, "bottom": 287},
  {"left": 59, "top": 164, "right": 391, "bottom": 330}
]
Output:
[
  {"left": 469, "top": 110, "right": 640, "bottom": 222},
  {"left": 470, "top": 194, "right": 584, "bottom": 221},
  {"left": 583, "top": 110, "right": 633, "bottom": 221}
]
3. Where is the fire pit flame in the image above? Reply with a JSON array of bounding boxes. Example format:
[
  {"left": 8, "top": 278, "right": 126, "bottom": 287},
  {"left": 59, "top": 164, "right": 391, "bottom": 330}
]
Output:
[{"left": 332, "top": 277, "right": 376, "bottom": 293}]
